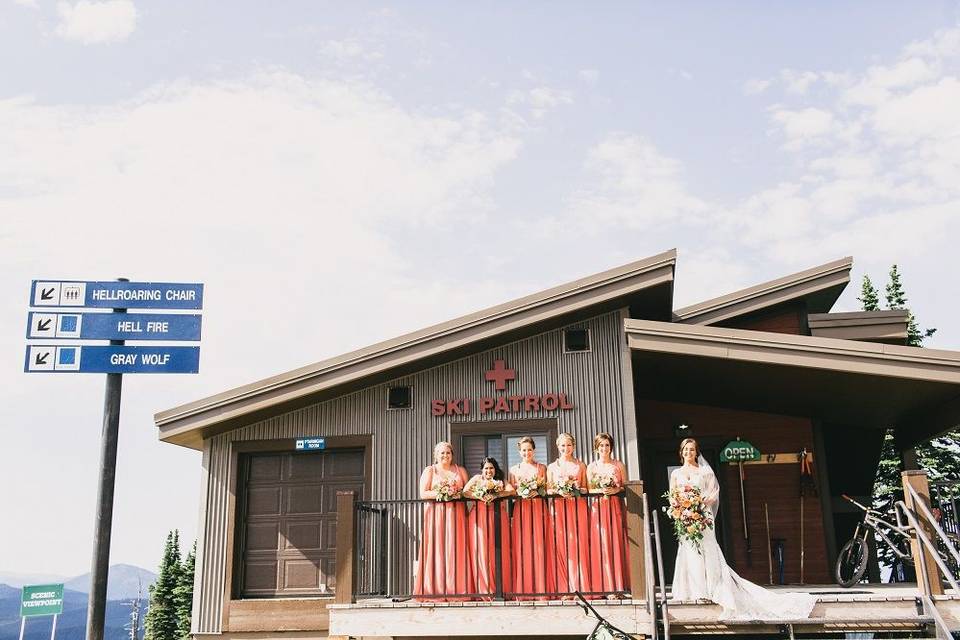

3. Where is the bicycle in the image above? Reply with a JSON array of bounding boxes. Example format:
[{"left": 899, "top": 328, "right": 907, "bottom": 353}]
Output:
[
  {"left": 575, "top": 591, "right": 633, "bottom": 640},
  {"left": 835, "top": 494, "right": 914, "bottom": 587}
]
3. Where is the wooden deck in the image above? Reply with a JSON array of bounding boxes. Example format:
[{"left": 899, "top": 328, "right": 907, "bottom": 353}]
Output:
[{"left": 328, "top": 584, "right": 960, "bottom": 638}]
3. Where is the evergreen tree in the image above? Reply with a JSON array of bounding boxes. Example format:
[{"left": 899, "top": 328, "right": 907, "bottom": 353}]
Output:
[
  {"left": 866, "top": 265, "right": 950, "bottom": 570},
  {"left": 145, "top": 531, "right": 182, "bottom": 640},
  {"left": 883, "top": 264, "right": 936, "bottom": 346},
  {"left": 858, "top": 275, "right": 880, "bottom": 312},
  {"left": 174, "top": 543, "right": 196, "bottom": 640}
]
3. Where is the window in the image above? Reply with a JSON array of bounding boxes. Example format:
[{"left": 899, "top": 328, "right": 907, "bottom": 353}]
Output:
[
  {"left": 564, "top": 328, "right": 590, "bottom": 353},
  {"left": 453, "top": 420, "right": 557, "bottom": 476},
  {"left": 387, "top": 386, "right": 412, "bottom": 409}
]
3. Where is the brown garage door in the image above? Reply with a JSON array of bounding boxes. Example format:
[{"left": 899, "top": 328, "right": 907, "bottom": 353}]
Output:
[{"left": 236, "top": 448, "right": 365, "bottom": 598}]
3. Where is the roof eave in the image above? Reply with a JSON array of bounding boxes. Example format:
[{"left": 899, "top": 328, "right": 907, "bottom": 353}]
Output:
[
  {"left": 157, "top": 249, "right": 678, "bottom": 449},
  {"left": 674, "top": 257, "right": 853, "bottom": 326}
]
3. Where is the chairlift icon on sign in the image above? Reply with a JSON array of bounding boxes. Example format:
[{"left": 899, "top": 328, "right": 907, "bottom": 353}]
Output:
[{"left": 62, "top": 285, "right": 83, "bottom": 303}]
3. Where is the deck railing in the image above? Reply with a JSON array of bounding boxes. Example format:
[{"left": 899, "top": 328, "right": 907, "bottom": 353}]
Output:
[{"left": 334, "top": 481, "right": 648, "bottom": 603}]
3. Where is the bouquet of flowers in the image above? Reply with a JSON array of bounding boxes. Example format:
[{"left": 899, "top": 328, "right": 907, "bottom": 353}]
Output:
[
  {"left": 516, "top": 476, "right": 547, "bottom": 499},
  {"left": 433, "top": 478, "right": 461, "bottom": 502},
  {"left": 470, "top": 478, "right": 504, "bottom": 500},
  {"left": 662, "top": 485, "right": 714, "bottom": 551},
  {"left": 590, "top": 472, "right": 618, "bottom": 494},
  {"left": 553, "top": 475, "right": 582, "bottom": 498}
]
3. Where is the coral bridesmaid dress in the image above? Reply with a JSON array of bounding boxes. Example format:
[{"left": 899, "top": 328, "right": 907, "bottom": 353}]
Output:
[
  {"left": 414, "top": 464, "right": 475, "bottom": 600},
  {"left": 509, "top": 463, "right": 555, "bottom": 599},
  {"left": 549, "top": 459, "right": 592, "bottom": 595},
  {"left": 587, "top": 461, "right": 630, "bottom": 594},
  {"left": 466, "top": 479, "right": 513, "bottom": 599}
]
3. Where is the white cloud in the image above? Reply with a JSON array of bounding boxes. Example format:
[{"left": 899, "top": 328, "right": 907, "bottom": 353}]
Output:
[
  {"left": 319, "top": 38, "right": 383, "bottom": 62},
  {"left": 781, "top": 69, "right": 820, "bottom": 95},
  {"left": 54, "top": 0, "right": 137, "bottom": 44},
  {"left": 872, "top": 77, "right": 960, "bottom": 141},
  {"left": 13, "top": 0, "right": 39, "bottom": 7},
  {"left": 507, "top": 85, "right": 573, "bottom": 119},
  {"left": 770, "top": 107, "right": 837, "bottom": 147},
  {"left": 743, "top": 77, "right": 771, "bottom": 95},
  {"left": 566, "top": 133, "right": 706, "bottom": 229},
  {"left": 579, "top": 68, "right": 600, "bottom": 83}
]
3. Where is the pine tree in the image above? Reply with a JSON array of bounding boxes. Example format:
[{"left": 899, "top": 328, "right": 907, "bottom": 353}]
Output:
[
  {"left": 884, "top": 264, "right": 908, "bottom": 310},
  {"left": 866, "top": 265, "right": 948, "bottom": 571},
  {"left": 145, "top": 531, "right": 182, "bottom": 640},
  {"left": 884, "top": 264, "right": 936, "bottom": 346},
  {"left": 858, "top": 275, "right": 880, "bottom": 312},
  {"left": 174, "top": 543, "right": 196, "bottom": 640}
]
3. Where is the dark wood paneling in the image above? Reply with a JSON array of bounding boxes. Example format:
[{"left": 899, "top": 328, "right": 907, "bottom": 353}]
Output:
[
  {"left": 718, "top": 302, "right": 805, "bottom": 335},
  {"left": 638, "top": 398, "right": 830, "bottom": 584}
]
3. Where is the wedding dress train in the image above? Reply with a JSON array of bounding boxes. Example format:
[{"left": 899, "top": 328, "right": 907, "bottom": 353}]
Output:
[{"left": 670, "top": 459, "right": 816, "bottom": 621}]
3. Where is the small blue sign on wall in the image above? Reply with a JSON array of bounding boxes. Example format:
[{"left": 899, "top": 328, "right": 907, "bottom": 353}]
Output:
[{"left": 295, "top": 438, "right": 326, "bottom": 451}]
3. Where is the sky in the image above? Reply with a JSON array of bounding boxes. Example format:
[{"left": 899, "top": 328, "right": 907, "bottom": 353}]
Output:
[{"left": 2, "top": 1, "right": 960, "bottom": 577}]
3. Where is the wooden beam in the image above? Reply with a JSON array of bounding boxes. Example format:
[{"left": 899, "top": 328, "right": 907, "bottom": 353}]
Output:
[
  {"left": 901, "top": 470, "right": 943, "bottom": 596},
  {"left": 335, "top": 491, "right": 356, "bottom": 605},
  {"left": 623, "top": 480, "right": 646, "bottom": 599},
  {"left": 895, "top": 393, "right": 960, "bottom": 450}
]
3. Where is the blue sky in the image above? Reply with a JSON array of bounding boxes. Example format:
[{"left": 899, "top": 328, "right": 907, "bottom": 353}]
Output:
[{"left": 2, "top": 1, "right": 959, "bottom": 575}]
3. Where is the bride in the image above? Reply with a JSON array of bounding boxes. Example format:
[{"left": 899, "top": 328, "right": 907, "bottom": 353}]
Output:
[{"left": 670, "top": 438, "right": 816, "bottom": 621}]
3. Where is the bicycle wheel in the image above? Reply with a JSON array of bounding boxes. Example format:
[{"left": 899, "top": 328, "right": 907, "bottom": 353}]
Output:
[{"left": 835, "top": 538, "right": 869, "bottom": 587}]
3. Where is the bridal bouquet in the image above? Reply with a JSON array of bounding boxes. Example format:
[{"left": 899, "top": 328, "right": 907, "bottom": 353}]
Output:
[
  {"left": 553, "top": 475, "right": 582, "bottom": 498},
  {"left": 516, "top": 477, "right": 547, "bottom": 499},
  {"left": 470, "top": 478, "right": 504, "bottom": 500},
  {"left": 662, "top": 485, "right": 714, "bottom": 551},
  {"left": 433, "top": 478, "right": 461, "bottom": 502},
  {"left": 590, "top": 472, "right": 618, "bottom": 494}
]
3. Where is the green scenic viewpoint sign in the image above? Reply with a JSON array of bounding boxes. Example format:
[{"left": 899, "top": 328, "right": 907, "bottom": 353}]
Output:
[{"left": 20, "top": 584, "right": 64, "bottom": 618}]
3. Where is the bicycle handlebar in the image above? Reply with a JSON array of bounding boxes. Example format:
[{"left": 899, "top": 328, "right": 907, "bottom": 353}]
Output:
[{"left": 841, "top": 493, "right": 874, "bottom": 513}]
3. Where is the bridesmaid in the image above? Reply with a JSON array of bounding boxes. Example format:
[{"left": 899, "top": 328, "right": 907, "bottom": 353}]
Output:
[
  {"left": 509, "top": 436, "right": 555, "bottom": 600},
  {"left": 546, "top": 433, "right": 591, "bottom": 597},
  {"left": 413, "top": 441, "right": 474, "bottom": 600},
  {"left": 464, "top": 457, "right": 513, "bottom": 599},
  {"left": 586, "top": 432, "right": 630, "bottom": 596}
]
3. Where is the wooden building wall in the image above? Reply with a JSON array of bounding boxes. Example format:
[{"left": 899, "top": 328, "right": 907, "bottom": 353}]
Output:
[
  {"left": 637, "top": 398, "right": 831, "bottom": 585},
  {"left": 191, "top": 309, "right": 638, "bottom": 634}
]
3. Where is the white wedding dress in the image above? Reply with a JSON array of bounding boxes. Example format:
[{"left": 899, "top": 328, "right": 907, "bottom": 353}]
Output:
[{"left": 670, "top": 458, "right": 816, "bottom": 621}]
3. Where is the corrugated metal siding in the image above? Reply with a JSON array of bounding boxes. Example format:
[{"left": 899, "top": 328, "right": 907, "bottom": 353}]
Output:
[{"left": 193, "top": 310, "right": 632, "bottom": 632}]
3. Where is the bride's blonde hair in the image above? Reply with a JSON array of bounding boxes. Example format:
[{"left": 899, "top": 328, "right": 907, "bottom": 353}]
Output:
[{"left": 678, "top": 437, "right": 699, "bottom": 461}]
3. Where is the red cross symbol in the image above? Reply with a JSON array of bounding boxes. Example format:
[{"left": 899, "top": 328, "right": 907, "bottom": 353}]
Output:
[{"left": 484, "top": 359, "right": 516, "bottom": 391}]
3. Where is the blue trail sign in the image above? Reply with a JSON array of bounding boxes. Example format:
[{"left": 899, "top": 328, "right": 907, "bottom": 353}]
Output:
[
  {"left": 26, "top": 312, "right": 202, "bottom": 341},
  {"left": 30, "top": 280, "right": 203, "bottom": 310},
  {"left": 24, "top": 345, "right": 200, "bottom": 373}
]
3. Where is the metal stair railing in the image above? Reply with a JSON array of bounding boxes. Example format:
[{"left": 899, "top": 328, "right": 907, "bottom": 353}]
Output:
[
  {"left": 894, "top": 481, "right": 960, "bottom": 640},
  {"left": 895, "top": 492, "right": 960, "bottom": 593},
  {"left": 651, "top": 506, "right": 670, "bottom": 640},
  {"left": 641, "top": 493, "right": 658, "bottom": 640},
  {"left": 642, "top": 493, "right": 670, "bottom": 640},
  {"left": 919, "top": 594, "right": 953, "bottom": 640}
]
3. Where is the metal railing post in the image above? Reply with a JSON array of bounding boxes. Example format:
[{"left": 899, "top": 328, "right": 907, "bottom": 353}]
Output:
[{"left": 493, "top": 499, "right": 504, "bottom": 600}]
